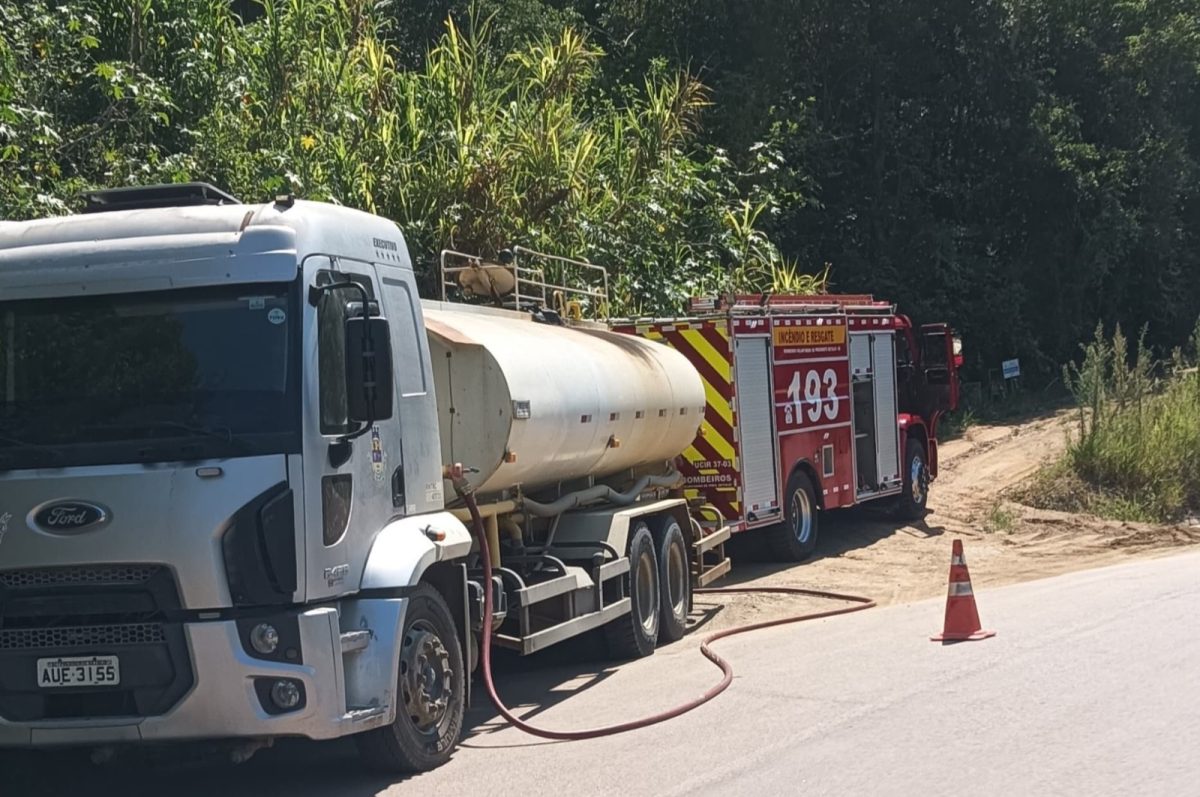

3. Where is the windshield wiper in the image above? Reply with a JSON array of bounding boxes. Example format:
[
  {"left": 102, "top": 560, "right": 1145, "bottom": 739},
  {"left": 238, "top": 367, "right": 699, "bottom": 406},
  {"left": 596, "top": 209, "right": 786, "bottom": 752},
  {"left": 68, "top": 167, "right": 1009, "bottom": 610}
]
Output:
[
  {"left": 80, "top": 421, "right": 241, "bottom": 446},
  {"left": 0, "top": 432, "right": 66, "bottom": 469},
  {"left": 0, "top": 431, "right": 60, "bottom": 449}
]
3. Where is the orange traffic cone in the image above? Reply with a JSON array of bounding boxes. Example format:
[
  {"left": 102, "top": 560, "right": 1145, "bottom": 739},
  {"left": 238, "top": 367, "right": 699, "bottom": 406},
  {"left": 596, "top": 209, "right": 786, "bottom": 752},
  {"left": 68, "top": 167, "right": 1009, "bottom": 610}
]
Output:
[{"left": 931, "top": 539, "right": 995, "bottom": 642}]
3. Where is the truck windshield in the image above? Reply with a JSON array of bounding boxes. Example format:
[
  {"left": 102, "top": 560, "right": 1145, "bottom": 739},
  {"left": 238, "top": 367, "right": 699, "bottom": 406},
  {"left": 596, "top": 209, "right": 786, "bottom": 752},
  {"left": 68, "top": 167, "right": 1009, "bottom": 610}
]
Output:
[{"left": 0, "top": 282, "right": 300, "bottom": 469}]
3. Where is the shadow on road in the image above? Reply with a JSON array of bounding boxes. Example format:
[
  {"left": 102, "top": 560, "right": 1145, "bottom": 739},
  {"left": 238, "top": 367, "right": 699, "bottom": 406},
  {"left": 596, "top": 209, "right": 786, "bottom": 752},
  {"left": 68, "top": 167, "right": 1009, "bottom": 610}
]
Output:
[
  {"left": 0, "top": 740, "right": 386, "bottom": 797},
  {"left": 717, "top": 504, "right": 947, "bottom": 587},
  {"left": 460, "top": 635, "right": 621, "bottom": 743}
]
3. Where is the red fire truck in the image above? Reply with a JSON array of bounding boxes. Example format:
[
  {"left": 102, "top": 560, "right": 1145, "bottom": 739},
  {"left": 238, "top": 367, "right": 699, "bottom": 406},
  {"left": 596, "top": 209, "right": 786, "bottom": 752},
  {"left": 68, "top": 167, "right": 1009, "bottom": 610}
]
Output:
[{"left": 613, "top": 294, "right": 961, "bottom": 561}]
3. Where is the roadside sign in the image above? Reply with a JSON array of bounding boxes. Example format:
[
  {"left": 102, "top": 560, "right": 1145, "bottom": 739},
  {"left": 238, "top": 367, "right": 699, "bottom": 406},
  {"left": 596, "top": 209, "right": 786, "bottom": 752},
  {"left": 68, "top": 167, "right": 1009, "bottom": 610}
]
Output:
[{"left": 1002, "top": 358, "right": 1020, "bottom": 380}]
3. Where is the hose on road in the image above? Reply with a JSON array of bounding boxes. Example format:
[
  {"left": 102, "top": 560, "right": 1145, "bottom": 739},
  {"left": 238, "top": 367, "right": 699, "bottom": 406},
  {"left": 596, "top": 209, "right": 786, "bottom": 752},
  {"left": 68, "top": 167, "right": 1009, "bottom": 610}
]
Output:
[{"left": 461, "top": 489, "right": 877, "bottom": 742}]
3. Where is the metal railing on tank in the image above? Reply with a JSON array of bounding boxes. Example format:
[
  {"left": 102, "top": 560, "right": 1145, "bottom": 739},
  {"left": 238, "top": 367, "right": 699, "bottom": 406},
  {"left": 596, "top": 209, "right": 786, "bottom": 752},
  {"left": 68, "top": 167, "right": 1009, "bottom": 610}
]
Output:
[{"left": 439, "top": 246, "right": 610, "bottom": 321}]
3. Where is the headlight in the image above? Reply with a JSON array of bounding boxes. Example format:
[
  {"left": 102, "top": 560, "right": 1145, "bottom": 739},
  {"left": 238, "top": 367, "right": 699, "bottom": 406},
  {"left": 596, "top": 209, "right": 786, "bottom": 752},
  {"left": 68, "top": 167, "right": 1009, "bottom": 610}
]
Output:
[{"left": 250, "top": 623, "right": 280, "bottom": 655}]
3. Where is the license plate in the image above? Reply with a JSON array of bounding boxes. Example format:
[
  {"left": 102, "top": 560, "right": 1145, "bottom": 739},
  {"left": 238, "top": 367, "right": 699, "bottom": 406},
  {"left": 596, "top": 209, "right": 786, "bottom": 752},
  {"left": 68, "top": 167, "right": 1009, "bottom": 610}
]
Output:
[{"left": 37, "top": 655, "right": 120, "bottom": 688}]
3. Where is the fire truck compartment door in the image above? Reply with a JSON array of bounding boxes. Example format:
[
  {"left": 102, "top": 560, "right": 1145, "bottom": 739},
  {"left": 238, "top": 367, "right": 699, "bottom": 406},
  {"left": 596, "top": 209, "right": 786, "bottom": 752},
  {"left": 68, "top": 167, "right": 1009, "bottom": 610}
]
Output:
[
  {"left": 871, "top": 332, "right": 902, "bottom": 489},
  {"left": 733, "top": 336, "right": 779, "bottom": 516},
  {"left": 850, "top": 332, "right": 872, "bottom": 378}
]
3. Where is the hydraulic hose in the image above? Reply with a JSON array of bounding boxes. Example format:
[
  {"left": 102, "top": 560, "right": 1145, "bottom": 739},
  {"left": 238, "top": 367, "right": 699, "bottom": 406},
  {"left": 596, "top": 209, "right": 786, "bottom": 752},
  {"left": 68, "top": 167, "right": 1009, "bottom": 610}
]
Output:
[{"left": 459, "top": 488, "right": 876, "bottom": 742}]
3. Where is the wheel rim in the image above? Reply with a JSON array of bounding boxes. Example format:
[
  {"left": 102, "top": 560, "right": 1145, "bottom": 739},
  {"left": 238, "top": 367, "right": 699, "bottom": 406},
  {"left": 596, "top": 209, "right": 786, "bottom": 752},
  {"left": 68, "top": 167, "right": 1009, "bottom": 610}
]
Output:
[
  {"left": 636, "top": 548, "right": 658, "bottom": 634},
  {"left": 400, "top": 620, "right": 454, "bottom": 734},
  {"left": 910, "top": 454, "right": 927, "bottom": 505},
  {"left": 790, "top": 487, "right": 813, "bottom": 544},
  {"left": 666, "top": 536, "right": 687, "bottom": 619}
]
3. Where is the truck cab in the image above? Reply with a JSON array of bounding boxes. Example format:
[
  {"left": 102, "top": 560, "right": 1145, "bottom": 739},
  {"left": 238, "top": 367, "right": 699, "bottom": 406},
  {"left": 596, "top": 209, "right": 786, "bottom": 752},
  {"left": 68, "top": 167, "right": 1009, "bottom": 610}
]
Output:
[{"left": 0, "top": 184, "right": 470, "bottom": 757}]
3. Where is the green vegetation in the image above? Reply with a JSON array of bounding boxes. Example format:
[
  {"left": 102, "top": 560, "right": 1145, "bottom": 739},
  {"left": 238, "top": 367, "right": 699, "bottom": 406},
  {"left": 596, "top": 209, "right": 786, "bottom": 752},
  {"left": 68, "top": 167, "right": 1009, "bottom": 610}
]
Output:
[
  {"left": 0, "top": 0, "right": 803, "bottom": 315},
  {"left": 3, "top": 1, "right": 1200, "bottom": 368},
  {"left": 938, "top": 407, "right": 978, "bottom": 442},
  {"left": 983, "top": 501, "right": 1018, "bottom": 534},
  {"left": 1026, "top": 320, "right": 1200, "bottom": 522}
]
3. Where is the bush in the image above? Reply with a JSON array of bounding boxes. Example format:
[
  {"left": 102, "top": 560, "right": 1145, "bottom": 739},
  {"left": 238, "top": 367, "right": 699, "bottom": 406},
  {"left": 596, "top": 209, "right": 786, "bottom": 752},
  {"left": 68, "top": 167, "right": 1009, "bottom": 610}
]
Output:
[{"left": 1048, "top": 319, "right": 1200, "bottom": 522}]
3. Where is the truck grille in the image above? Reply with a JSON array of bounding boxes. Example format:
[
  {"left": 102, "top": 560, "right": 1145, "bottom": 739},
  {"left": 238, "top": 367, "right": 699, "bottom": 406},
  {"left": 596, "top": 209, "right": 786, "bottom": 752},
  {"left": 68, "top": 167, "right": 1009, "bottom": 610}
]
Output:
[
  {"left": 0, "top": 564, "right": 162, "bottom": 589},
  {"left": 0, "top": 623, "right": 166, "bottom": 651},
  {"left": 0, "top": 563, "right": 193, "bottom": 721}
]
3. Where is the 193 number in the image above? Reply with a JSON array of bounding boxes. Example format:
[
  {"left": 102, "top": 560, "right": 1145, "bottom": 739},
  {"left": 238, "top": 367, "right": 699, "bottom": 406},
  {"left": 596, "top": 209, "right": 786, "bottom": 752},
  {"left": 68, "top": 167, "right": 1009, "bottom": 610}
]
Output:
[{"left": 785, "top": 368, "right": 839, "bottom": 426}]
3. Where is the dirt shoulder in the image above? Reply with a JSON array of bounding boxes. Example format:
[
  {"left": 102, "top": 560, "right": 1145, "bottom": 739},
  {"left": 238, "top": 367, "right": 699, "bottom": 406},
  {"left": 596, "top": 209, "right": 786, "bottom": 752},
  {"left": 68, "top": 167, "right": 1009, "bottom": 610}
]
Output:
[{"left": 694, "top": 409, "right": 1200, "bottom": 631}]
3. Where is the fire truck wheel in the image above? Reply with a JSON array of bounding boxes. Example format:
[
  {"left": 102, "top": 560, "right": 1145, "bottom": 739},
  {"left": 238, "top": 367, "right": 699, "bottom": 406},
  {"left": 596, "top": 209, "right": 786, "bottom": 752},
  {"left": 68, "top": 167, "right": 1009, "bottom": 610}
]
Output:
[
  {"left": 605, "top": 523, "right": 660, "bottom": 659},
  {"left": 356, "top": 584, "right": 465, "bottom": 773},
  {"left": 767, "top": 471, "right": 820, "bottom": 562},
  {"left": 653, "top": 518, "right": 691, "bottom": 644},
  {"left": 898, "top": 438, "right": 930, "bottom": 520}
]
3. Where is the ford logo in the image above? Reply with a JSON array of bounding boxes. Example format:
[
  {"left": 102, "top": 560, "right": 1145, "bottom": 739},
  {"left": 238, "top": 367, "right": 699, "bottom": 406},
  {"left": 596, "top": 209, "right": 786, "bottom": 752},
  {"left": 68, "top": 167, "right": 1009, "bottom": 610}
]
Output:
[{"left": 33, "top": 501, "right": 110, "bottom": 534}]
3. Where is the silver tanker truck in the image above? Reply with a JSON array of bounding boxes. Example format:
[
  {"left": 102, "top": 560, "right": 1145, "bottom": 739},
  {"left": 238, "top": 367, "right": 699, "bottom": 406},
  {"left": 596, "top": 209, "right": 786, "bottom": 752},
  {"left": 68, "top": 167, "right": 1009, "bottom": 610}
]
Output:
[{"left": 0, "top": 184, "right": 730, "bottom": 771}]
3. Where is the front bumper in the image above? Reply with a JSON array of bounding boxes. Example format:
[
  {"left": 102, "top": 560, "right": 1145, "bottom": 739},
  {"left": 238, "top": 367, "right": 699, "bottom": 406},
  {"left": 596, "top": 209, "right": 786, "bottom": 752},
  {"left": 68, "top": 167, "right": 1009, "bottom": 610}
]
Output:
[{"left": 0, "top": 605, "right": 401, "bottom": 747}]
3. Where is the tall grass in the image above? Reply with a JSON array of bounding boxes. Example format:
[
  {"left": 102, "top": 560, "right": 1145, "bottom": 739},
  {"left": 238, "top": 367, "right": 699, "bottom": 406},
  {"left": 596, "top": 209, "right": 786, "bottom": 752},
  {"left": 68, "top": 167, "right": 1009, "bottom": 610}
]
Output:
[
  {"left": 1053, "top": 318, "right": 1200, "bottom": 521},
  {"left": 183, "top": 2, "right": 815, "bottom": 314}
]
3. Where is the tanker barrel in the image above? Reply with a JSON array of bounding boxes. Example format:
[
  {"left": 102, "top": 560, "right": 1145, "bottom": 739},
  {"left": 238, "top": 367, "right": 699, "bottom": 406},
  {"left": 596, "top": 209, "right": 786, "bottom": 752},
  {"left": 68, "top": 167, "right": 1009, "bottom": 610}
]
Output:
[{"left": 423, "top": 305, "right": 705, "bottom": 498}]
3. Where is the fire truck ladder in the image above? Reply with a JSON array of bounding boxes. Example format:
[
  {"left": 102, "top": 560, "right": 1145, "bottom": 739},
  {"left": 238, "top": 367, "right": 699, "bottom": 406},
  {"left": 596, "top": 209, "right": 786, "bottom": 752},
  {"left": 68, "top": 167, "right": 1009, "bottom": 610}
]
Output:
[{"left": 691, "top": 293, "right": 897, "bottom": 317}]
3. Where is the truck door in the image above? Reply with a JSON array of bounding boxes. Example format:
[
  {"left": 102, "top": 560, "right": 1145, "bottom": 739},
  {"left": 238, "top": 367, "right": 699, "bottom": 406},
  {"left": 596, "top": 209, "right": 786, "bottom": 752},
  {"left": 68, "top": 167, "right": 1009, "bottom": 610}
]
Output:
[
  {"left": 918, "top": 323, "right": 961, "bottom": 416},
  {"left": 303, "top": 257, "right": 403, "bottom": 602},
  {"left": 375, "top": 267, "right": 443, "bottom": 517}
]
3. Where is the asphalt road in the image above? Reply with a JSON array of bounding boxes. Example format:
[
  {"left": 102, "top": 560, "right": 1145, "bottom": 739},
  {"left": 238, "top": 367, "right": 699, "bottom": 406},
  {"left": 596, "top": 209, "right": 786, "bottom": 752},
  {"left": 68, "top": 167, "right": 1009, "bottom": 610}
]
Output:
[{"left": 8, "top": 548, "right": 1200, "bottom": 796}]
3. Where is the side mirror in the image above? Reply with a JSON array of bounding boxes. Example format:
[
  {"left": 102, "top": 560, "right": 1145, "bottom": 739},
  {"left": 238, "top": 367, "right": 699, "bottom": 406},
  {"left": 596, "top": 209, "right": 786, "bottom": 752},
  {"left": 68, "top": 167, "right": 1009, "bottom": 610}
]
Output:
[{"left": 345, "top": 316, "right": 394, "bottom": 423}]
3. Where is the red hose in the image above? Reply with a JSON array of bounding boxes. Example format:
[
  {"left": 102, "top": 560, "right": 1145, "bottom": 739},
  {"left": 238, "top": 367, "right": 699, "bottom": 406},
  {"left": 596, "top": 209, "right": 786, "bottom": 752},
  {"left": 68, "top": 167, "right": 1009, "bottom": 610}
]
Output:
[{"left": 462, "top": 492, "right": 876, "bottom": 741}]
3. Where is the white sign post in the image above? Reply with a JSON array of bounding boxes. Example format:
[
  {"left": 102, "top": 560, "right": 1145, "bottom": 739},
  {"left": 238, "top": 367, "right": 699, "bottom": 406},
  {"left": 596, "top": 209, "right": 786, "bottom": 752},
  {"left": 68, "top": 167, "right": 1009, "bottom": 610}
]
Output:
[{"left": 1002, "top": 358, "right": 1020, "bottom": 380}]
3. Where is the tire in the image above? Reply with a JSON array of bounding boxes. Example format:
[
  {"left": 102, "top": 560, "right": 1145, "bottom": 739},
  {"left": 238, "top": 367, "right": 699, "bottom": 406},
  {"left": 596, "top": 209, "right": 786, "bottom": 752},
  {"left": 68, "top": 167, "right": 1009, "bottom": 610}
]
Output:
[
  {"left": 356, "top": 583, "right": 465, "bottom": 773},
  {"left": 766, "top": 470, "right": 820, "bottom": 562},
  {"left": 653, "top": 518, "right": 690, "bottom": 644},
  {"left": 897, "top": 438, "right": 930, "bottom": 520},
  {"left": 604, "top": 522, "right": 660, "bottom": 659}
]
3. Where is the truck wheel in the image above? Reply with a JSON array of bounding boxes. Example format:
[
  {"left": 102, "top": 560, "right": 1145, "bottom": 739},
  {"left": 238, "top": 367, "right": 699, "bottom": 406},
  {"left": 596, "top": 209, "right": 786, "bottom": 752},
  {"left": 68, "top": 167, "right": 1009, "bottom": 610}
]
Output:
[
  {"left": 766, "top": 471, "right": 820, "bottom": 562},
  {"left": 604, "top": 522, "right": 660, "bottom": 659},
  {"left": 897, "top": 438, "right": 929, "bottom": 520},
  {"left": 356, "top": 584, "right": 465, "bottom": 773},
  {"left": 653, "top": 518, "right": 691, "bottom": 644}
]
